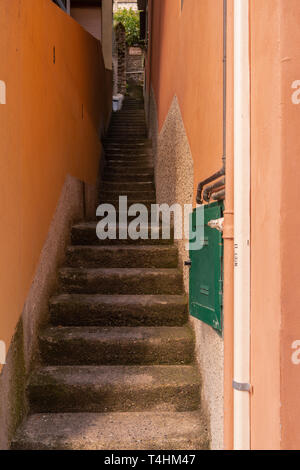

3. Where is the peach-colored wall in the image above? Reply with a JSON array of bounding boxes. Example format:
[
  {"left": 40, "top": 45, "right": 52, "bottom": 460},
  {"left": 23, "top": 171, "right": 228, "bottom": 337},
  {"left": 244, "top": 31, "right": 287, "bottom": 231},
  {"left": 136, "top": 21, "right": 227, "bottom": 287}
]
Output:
[
  {"left": 251, "top": 0, "right": 300, "bottom": 450},
  {"left": 148, "top": 0, "right": 300, "bottom": 450},
  {"left": 279, "top": 0, "right": 300, "bottom": 451},
  {"left": 71, "top": 7, "right": 102, "bottom": 41},
  {"left": 149, "top": 0, "right": 224, "bottom": 202},
  {"left": 250, "top": 0, "right": 282, "bottom": 449},
  {"left": 0, "top": 0, "right": 111, "bottom": 366}
]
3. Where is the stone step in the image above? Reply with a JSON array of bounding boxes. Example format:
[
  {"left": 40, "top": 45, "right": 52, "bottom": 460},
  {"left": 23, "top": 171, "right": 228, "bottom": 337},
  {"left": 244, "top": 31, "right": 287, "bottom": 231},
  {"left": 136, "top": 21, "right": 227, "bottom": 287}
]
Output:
[
  {"left": 99, "top": 200, "right": 156, "bottom": 212},
  {"left": 71, "top": 223, "right": 173, "bottom": 247},
  {"left": 109, "top": 119, "right": 146, "bottom": 124},
  {"left": 110, "top": 122, "right": 146, "bottom": 127},
  {"left": 107, "top": 133, "right": 147, "bottom": 139},
  {"left": 122, "top": 106, "right": 144, "bottom": 110},
  {"left": 108, "top": 125, "right": 147, "bottom": 130},
  {"left": 109, "top": 127, "right": 147, "bottom": 132},
  {"left": 109, "top": 123, "right": 146, "bottom": 129},
  {"left": 105, "top": 157, "right": 153, "bottom": 166},
  {"left": 12, "top": 411, "right": 208, "bottom": 450},
  {"left": 104, "top": 147, "right": 152, "bottom": 154},
  {"left": 103, "top": 140, "right": 151, "bottom": 147},
  {"left": 105, "top": 146, "right": 151, "bottom": 152},
  {"left": 39, "top": 325, "right": 194, "bottom": 366},
  {"left": 96, "top": 212, "right": 170, "bottom": 223},
  {"left": 105, "top": 165, "right": 154, "bottom": 175},
  {"left": 104, "top": 171, "right": 154, "bottom": 182},
  {"left": 28, "top": 365, "right": 201, "bottom": 413},
  {"left": 105, "top": 153, "right": 153, "bottom": 161},
  {"left": 99, "top": 195, "right": 156, "bottom": 203},
  {"left": 58, "top": 268, "right": 182, "bottom": 295},
  {"left": 103, "top": 181, "right": 155, "bottom": 191},
  {"left": 100, "top": 190, "right": 156, "bottom": 200},
  {"left": 104, "top": 138, "right": 150, "bottom": 144},
  {"left": 109, "top": 124, "right": 146, "bottom": 128},
  {"left": 112, "top": 114, "right": 145, "bottom": 119},
  {"left": 49, "top": 294, "right": 187, "bottom": 327},
  {"left": 105, "top": 160, "right": 154, "bottom": 169},
  {"left": 66, "top": 245, "right": 177, "bottom": 268}
]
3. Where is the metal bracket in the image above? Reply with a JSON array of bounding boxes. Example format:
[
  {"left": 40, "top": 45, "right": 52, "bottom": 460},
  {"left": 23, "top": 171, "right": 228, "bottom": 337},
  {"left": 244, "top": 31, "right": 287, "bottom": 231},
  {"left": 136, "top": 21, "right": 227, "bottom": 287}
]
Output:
[{"left": 233, "top": 380, "right": 252, "bottom": 393}]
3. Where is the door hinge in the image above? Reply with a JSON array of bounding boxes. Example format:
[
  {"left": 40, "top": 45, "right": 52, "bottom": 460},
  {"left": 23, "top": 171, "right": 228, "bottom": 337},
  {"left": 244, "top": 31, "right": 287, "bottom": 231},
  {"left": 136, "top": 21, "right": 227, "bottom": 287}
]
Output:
[{"left": 219, "top": 279, "right": 224, "bottom": 306}]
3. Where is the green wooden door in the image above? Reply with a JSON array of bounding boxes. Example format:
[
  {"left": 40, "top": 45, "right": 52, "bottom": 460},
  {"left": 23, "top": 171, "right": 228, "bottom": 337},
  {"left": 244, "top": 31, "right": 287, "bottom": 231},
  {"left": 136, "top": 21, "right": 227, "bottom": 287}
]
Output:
[{"left": 189, "top": 202, "right": 224, "bottom": 333}]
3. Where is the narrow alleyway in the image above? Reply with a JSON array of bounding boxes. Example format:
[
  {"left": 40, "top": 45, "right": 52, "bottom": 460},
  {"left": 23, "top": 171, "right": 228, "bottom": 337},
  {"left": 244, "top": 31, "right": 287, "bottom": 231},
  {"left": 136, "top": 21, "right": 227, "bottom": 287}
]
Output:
[{"left": 12, "top": 97, "right": 208, "bottom": 450}]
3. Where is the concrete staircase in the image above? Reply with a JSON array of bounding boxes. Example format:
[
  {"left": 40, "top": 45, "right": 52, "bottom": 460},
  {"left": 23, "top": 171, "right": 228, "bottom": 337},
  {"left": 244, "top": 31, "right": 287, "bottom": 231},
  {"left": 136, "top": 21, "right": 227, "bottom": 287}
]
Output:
[{"left": 12, "top": 97, "right": 209, "bottom": 450}]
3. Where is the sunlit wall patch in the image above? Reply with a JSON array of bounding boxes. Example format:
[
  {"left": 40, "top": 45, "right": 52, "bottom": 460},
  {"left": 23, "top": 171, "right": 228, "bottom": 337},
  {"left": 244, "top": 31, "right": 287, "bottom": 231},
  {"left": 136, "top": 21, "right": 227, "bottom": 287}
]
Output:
[
  {"left": 0, "top": 340, "right": 6, "bottom": 365},
  {"left": 0, "top": 81, "right": 6, "bottom": 104}
]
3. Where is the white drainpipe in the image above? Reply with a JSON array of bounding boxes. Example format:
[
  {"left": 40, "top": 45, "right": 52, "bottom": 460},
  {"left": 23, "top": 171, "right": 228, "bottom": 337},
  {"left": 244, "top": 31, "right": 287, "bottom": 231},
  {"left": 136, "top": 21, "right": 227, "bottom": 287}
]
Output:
[{"left": 233, "top": 0, "right": 251, "bottom": 450}]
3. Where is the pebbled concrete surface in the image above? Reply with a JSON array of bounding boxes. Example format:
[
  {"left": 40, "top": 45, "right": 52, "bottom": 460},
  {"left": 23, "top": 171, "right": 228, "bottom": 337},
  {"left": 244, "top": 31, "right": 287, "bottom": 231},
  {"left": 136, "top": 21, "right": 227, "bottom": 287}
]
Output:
[
  {"left": 28, "top": 365, "right": 201, "bottom": 413},
  {"left": 50, "top": 294, "right": 187, "bottom": 327},
  {"left": 12, "top": 412, "right": 209, "bottom": 450}
]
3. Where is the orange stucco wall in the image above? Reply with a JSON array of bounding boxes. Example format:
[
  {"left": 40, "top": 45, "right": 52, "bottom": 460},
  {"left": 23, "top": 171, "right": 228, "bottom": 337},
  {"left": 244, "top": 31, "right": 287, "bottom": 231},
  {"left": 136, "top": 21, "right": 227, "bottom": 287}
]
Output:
[
  {"left": 0, "top": 0, "right": 111, "bottom": 364},
  {"left": 149, "top": 0, "right": 224, "bottom": 202}
]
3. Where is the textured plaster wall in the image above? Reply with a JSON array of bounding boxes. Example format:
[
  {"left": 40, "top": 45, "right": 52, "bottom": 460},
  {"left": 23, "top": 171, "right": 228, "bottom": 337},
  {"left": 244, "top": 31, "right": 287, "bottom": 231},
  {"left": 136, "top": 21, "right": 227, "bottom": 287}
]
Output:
[
  {"left": 0, "top": 175, "right": 86, "bottom": 449},
  {"left": 149, "top": 89, "right": 224, "bottom": 450}
]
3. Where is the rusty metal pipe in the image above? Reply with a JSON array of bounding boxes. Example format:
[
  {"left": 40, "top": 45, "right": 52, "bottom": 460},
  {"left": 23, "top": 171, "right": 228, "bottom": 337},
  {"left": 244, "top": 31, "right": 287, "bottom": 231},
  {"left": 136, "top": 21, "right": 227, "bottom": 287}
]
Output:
[
  {"left": 212, "top": 189, "right": 226, "bottom": 201},
  {"left": 203, "top": 177, "right": 226, "bottom": 202}
]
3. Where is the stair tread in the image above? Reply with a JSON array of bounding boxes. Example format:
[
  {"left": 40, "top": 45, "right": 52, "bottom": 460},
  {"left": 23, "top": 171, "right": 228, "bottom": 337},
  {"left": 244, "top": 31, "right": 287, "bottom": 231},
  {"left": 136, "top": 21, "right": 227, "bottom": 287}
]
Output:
[
  {"left": 50, "top": 293, "right": 187, "bottom": 308},
  {"left": 59, "top": 264, "right": 182, "bottom": 295},
  {"left": 39, "top": 325, "right": 194, "bottom": 365},
  {"left": 30, "top": 364, "right": 200, "bottom": 387},
  {"left": 59, "top": 267, "right": 180, "bottom": 275},
  {"left": 40, "top": 325, "right": 192, "bottom": 341},
  {"left": 49, "top": 293, "right": 187, "bottom": 327},
  {"left": 28, "top": 365, "right": 200, "bottom": 413},
  {"left": 72, "top": 222, "right": 171, "bottom": 230},
  {"left": 67, "top": 244, "right": 176, "bottom": 252},
  {"left": 12, "top": 411, "right": 208, "bottom": 450},
  {"left": 66, "top": 245, "right": 177, "bottom": 269}
]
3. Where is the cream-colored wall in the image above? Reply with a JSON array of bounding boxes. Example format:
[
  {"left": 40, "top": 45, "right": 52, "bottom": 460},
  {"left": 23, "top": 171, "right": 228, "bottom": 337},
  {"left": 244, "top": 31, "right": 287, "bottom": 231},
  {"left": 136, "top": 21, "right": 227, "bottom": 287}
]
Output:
[
  {"left": 71, "top": 7, "right": 102, "bottom": 41},
  {"left": 113, "top": 1, "right": 138, "bottom": 13}
]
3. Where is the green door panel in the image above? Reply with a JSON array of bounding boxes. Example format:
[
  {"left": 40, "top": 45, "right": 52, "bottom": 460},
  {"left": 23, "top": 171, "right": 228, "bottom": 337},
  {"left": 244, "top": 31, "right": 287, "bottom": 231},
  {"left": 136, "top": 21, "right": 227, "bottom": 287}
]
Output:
[{"left": 189, "top": 202, "right": 224, "bottom": 333}]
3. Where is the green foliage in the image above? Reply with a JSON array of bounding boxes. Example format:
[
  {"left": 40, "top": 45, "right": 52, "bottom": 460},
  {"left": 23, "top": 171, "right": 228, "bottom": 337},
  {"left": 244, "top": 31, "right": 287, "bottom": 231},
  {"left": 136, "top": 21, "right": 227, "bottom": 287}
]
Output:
[{"left": 114, "top": 8, "right": 140, "bottom": 46}]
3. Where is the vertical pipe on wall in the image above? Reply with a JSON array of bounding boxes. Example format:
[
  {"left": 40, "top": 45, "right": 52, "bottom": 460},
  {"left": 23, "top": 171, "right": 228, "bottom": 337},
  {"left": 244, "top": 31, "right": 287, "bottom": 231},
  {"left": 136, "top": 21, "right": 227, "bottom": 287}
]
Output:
[
  {"left": 223, "top": 0, "right": 234, "bottom": 450},
  {"left": 233, "top": 0, "right": 251, "bottom": 450},
  {"left": 223, "top": 0, "right": 227, "bottom": 166}
]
